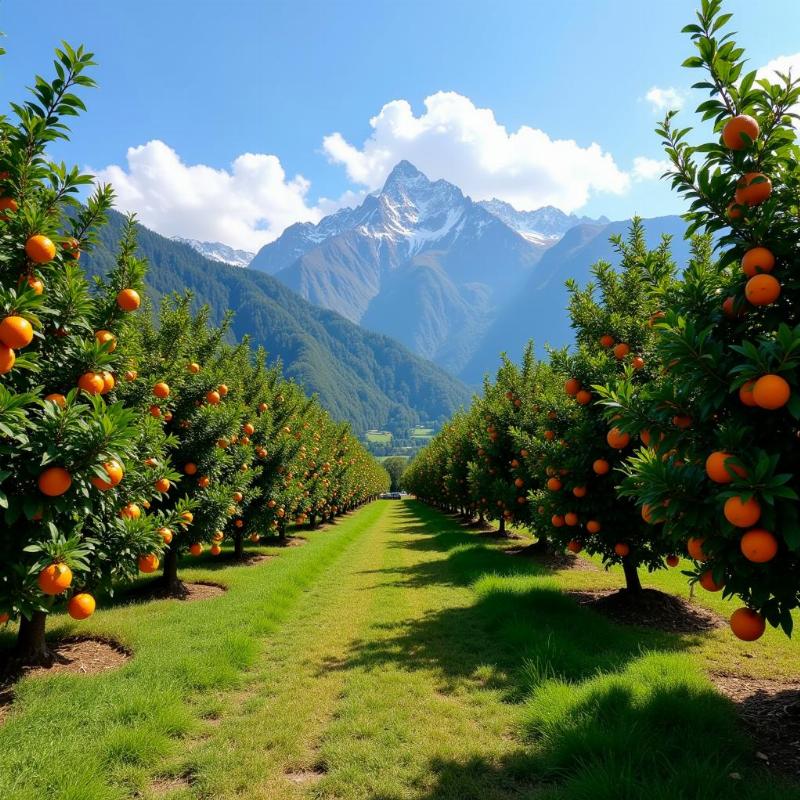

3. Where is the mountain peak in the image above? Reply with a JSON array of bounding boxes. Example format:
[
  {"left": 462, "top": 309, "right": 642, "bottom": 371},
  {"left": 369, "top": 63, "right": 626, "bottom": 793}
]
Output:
[{"left": 382, "top": 160, "right": 429, "bottom": 192}]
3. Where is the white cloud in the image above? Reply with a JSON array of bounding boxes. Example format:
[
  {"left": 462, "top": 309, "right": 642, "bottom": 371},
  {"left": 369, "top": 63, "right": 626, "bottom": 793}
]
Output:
[
  {"left": 92, "top": 140, "right": 326, "bottom": 251},
  {"left": 757, "top": 52, "right": 800, "bottom": 83},
  {"left": 644, "top": 86, "right": 685, "bottom": 112},
  {"left": 321, "top": 91, "right": 630, "bottom": 212},
  {"left": 632, "top": 156, "right": 671, "bottom": 181}
]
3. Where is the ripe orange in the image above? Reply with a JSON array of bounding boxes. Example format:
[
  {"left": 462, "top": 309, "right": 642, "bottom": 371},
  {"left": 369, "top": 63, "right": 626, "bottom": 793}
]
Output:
[
  {"left": 0, "top": 315, "right": 33, "bottom": 349},
  {"left": 63, "top": 237, "right": 80, "bottom": 259},
  {"left": 586, "top": 519, "right": 601, "bottom": 533},
  {"left": 606, "top": 427, "right": 630, "bottom": 449},
  {"left": 705, "top": 451, "right": 746, "bottom": 484},
  {"left": 138, "top": 553, "right": 160, "bottom": 573},
  {"left": 752, "top": 374, "right": 790, "bottom": 410},
  {"left": 91, "top": 460, "right": 124, "bottom": 491},
  {"left": 189, "top": 542, "right": 203, "bottom": 556},
  {"left": 149, "top": 405, "right": 162, "bottom": 418},
  {"left": 640, "top": 429, "right": 651, "bottom": 446},
  {"left": 183, "top": 462, "right": 198, "bottom": 476},
  {"left": 152, "top": 382, "right": 170, "bottom": 399},
  {"left": 567, "top": 539, "right": 582, "bottom": 553},
  {"left": 576, "top": 389, "right": 592, "bottom": 405},
  {"left": 116, "top": 288, "right": 141, "bottom": 312},
  {"left": 38, "top": 466, "right": 72, "bottom": 496},
  {"left": 641, "top": 504, "right": 655, "bottom": 524},
  {"left": 722, "top": 114, "right": 759, "bottom": 150},
  {"left": 722, "top": 296, "right": 742, "bottom": 319},
  {"left": 544, "top": 430, "right": 555, "bottom": 441},
  {"left": 699, "top": 570, "right": 724, "bottom": 592},
  {"left": 730, "top": 607, "right": 766, "bottom": 641},
  {"left": 198, "top": 475, "right": 210, "bottom": 488},
  {"left": 666, "top": 555, "right": 680, "bottom": 568},
  {"left": 180, "top": 511, "right": 194, "bottom": 525},
  {"left": 249, "top": 533, "right": 261, "bottom": 543},
  {"left": 745, "top": 274, "right": 780, "bottom": 306},
  {"left": 672, "top": 414, "right": 692, "bottom": 429},
  {"left": 687, "top": 537, "right": 708, "bottom": 561},
  {"left": 158, "top": 527, "right": 173, "bottom": 544},
  {"left": 631, "top": 356, "right": 645, "bottom": 370},
  {"left": 547, "top": 477, "right": 562, "bottom": 491},
  {"left": 125, "top": 370, "right": 138, "bottom": 381},
  {"left": 210, "top": 544, "right": 222, "bottom": 556},
  {"left": 267, "top": 499, "right": 276, "bottom": 509},
  {"left": 572, "top": 486, "right": 586, "bottom": 498},
  {"left": 724, "top": 495, "right": 761, "bottom": 528},
  {"left": 120, "top": 503, "right": 141, "bottom": 520},
  {"left": 68, "top": 592, "right": 96, "bottom": 620},
  {"left": 44, "top": 393, "right": 66, "bottom": 407},
  {"left": 0, "top": 196, "right": 18, "bottom": 218},
  {"left": 564, "top": 378, "right": 580, "bottom": 396},
  {"left": 21, "top": 274, "right": 44, "bottom": 294},
  {"left": 741, "top": 247, "right": 774, "bottom": 278},
  {"left": 551, "top": 514, "right": 565, "bottom": 527},
  {"left": 564, "top": 512, "right": 579, "bottom": 526},
  {"left": 37, "top": 562, "right": 73, "bottom": 594},
  {"left": 217, "top": 438, "right": 229, "bottom": 449},
  {"left": 206, "top": 390, "right": 221, "bottom": 405},
  {"left": 0, "top": 344, "right": 15, "bottom": 374},
  {"left": 187, "top": 362, "right": 200, "bottom": 374},
  {"left": 740, "top": 529, "right": 778, "bottom": 563},
  {"left": 155, "top": 478, "right": 170, "bottom": 493},
  {"left": 212, "top": 531, "right": 224, "bottom": 543},
  {"left": 599, "top": 334, "right": 615, "bottom": 348},
  {"left": 593, "top": 459, "right": 610, "bottom": 475},
  {"left": 101, "top": 371, "right": 115, "bottom": 394},
  {"left": 613, "top": 343, "right": 630, "bottom": 360},
  {"left": 78, "top": 371, "right": 105, "bottom": 395},
  {"left": 727, "top": 201, "right": 744, "bottom": 220},
  {"left": 24, "top": 234, "right": 56, "bottom": 263},
  {"left": 648, "top": 311, "right": 665, "bottom": 327},
  {"left": 95, "top": 330, "right": 117, "bottom": 352},
  {"left": 235, "top": 519, "right": 244, "bottom": 528},
  {"left": 0, "top": 612, "right": 9, "bottom": 624},
  {"left": 243, "top": 422, "right": 255, "bottom": 436},
  {"left": 512, "top": 478, "right": 524, "bottom": 490},
  {"left": 218, "top": 384, "right": 229, "bottom": 396},
  {"left": 735, "top": 172, "right": 772, "bottom": 206},
  {"left": 739, "top": 380, "right": 757, "bottom": 407},
  {"left": 614, "top": 543, "right": 630, "bottom": 557}
]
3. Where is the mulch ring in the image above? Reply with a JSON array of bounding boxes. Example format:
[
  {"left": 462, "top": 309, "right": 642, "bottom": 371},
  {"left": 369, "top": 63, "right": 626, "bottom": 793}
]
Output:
[
  {"left": 710, "top": 673, "right": 800, "bottom": 781},
  {"left": 567, "top": 588, "right": 724, "bottom": 634},
  {"left": 505, "top": 546, "right": 599, "bottom": 572},
  {"left": 276, "top": 536, "right": 307, "bottom": 548},
  {"left": 126, "top": 580, "right": 228, "bottom": 603},
  {"left": 0, "top": 637, "right": 130, "bottom": 724}
]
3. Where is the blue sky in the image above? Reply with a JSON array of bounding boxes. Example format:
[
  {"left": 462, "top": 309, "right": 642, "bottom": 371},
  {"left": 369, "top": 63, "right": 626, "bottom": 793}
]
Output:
[{"left": 2, "top": 0, "right": 798, "bottom": 249}]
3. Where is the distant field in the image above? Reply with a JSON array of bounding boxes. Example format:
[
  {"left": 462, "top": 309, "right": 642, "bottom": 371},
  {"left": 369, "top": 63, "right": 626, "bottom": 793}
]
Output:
[
  {"left": 409, "top": 427, "right": 435, "bottom": 438},
  {"left": 365, "top": 430, "right": 393, "bottom": 444}
]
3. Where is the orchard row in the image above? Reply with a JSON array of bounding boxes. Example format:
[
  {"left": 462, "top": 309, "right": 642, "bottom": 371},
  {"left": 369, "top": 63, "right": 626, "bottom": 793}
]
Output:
[
  {"left": 406, "top": 1, "right": 800, "bottom": 642},
  {"left": 0, "top": 44, "right": 389, "bottom": 663}
]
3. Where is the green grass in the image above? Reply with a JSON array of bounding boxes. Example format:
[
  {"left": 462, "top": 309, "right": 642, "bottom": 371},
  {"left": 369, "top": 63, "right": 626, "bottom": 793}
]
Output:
[
  {"left": 1, "top": 501, "right": 798, "bottom": 799},
  {"left": 365, "top": 430, "right": 393, "bottom": 444},
  {"left": 410, "top": 426, "right": 435, "bottom": 438}
]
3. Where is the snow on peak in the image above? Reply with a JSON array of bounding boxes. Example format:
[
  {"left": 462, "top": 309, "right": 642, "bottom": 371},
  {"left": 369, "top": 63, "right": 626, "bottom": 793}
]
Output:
[{"left": 172, "top": 237, "right": 254, "bottom": 267}]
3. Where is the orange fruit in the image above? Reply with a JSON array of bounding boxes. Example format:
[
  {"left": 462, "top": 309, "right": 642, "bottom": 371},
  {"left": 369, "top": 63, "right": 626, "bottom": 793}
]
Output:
[
  {"left": 741, "top": 247, "right": 774, "bottom": 278},
  {"left": 63, "top": 237, "right": 80, "bottom": 259},
  {"left": 739, "top": 380, "right": 757, "bottom": 407},
  {"left": 687, "top": 537, "right": 708, "bottom": 561},
  {"left": 183, "top": 463, "right": 198, "bottom": 476},
  {"left": 206, "top": 390, "right": 221, "bottom": 405},
  {"left": 120, "top": 503, "right": 141, "bottom": 520},
  {"left": 730, "top": 607, "right": 766, "bottom": 641},
  {"left": 724, "top": 495, "right": 761, "bottom": 528},
  {"left": 210, "top": 544, "right": 222, "bottom": 556},
  {"left": 197, "top": 475, "right": 210, "bottom": 488},
  {"left": 641, "top": 503, "right": 655, "bottom": 524},
  {"left": 68, "top": 592, "right": 96, "bottom": 620},
  {"left": 212, "top": 531, "right": 224, "bottom": 542},
  {"left": 37, "top": 563, "right": 73, "bottom": 595},
  {"left": 155, "top": 478, "right": 170, "bottom": 493},
  {"left": 218, "top": 384, "right": 229, "bottom": 396},
  {"left": 551, "top": 515, "right": 564, "bottom": 527},
  {"left": 648, "top": 311, "right": 665, "bottom": 327},
  {"left": 44, "top": 393, "right": 66, "bottom": 407},
  {"left": 125, "top": 370, "right": 138, "bottom": 381},
  {"left": 640, "top": 429, "right": 651, "bottom": 446},
  {"left": 100, "top": 371, "right": 115, "bottom": 394},
  {"left": 727, "top": 201, "right": 744, "bottom": 220},
  {"left": 740, "top": 529, "right": 778, "bottom": 563},
  {"left": 722, "top": 296, "right": 741, "bottom": 319},
  {"left": 752, "top": 374, "right": 790, "bottom": 410},
  {"left": 95, "top": 330, "right": 117, "bottom": 352},
  {"left": 666, "top": 555, "right": 680, "bottom": 568},
  {"left": 267, "top": 499, "right": 276, "bottom": 509},
  {"left": 24, "top": 234, "right": 56, "bottom": 263},
  {"left": 586, "top": 519, "right": 601, "bottom": 533},
  {"left": 243, "top": 422, "right": 255, "bottom": 436},
  {"left": 180, "top": 511, "right": 194, "bottom": 525},
  {"left": 735, "top": 172, "right": 772, "bottom": 206},
  {"left": 672, "top": 414, "right": 692, "bottom": 429},
  {"left": 606, "top": 427, "right": 630, "bottom": 449},
  {"left": 78, "top": 372, "right": 105, "bottom": 395},
  {"left": 593, "top": 459, "right": 610, "bottom": 475},
  {"left": 699, "top": 570, "right": 724, "bottom": 592},
  {"left": 38, "top": 466, "right": 72, "bottom": 496},
  {"left": 547, "top": 477, "right": 562, "bottom": 491},
  {"left": 0, "top": 315, "right": 33, "bottom": 349},
  {"left": 572, "top": 486, "right": 586, "bottom": 498},
  {"left": 0, "top": 613, "right": 9, "bottom": 624},
  {"left": 631, "top": 356, "right": 645, "bottom": 370},
  {"left": 0, "top": 344, "right": 15, "bottom": 374},
  {"left": 745, "top": 274, "right": 780, "bottom": 306},
  {"left": 599, "top": 334, "right": 614, "bottom": 348},
  {"left": 564, "top": 378, "right": 580, "bottom": 396},
  {"left": 705, "top": 451, "right": 746, "bottom": 483},
  {"left": 567, "top": 539, "right": 582, "bottom": 553},
  {"left": 249, "top": 533, "right": 261, "bottom": 543},
  {"left": 613, "top": 343, "right": 630, "bottom": 360},
  {"left": 564, "top": 512, "right": 579, "bottom": 526},
  {"left": 544, "top": 430, "right": 555, "bottom": 441},
  {"left": 153, "top": 382, "right": 170, "bottom": 399},
  {"left": 614, "top": 543, "right": 630, "bottom": 557},
  {"left": 138, "top": 553, "right": 160, "bottom": 573},
  {"left": 91, "top": 460, "right": 124, "bottom": 491},
  {"left": 158, "top": 527, "right": 173, "bottom": 544},
  {"left": 189, "top": 542, "right": 203, "bottom": 556},
  {"left": 0, "top": 196, "right": 18, "bottom": 218},
  {"left": 116, "top": 288, "right": 141, "bottom": 312},
  {"left": 576, "top": 389, "right": 592, "bottom": 405},
  {"left": 235, "top": 519, "right": 244, "bottom": 528},
  {"left": 21, "top": 274, "right": 44, "bottom": 294},
  {"left": 258, "top": 402, "right": 268, "bottom": 412},
  {"left": 722, "top": 114, "right": 759, "bottom": 150},
  {"left": 149, "top": 405, "right": 162, "bottom": 418},
  {"left": 187, "top": 362, "right": 200, "bottom": 374}
]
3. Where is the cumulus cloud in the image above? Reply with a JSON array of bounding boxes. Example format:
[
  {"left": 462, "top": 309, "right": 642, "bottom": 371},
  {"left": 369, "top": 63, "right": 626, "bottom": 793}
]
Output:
[
  {"left": 321, "top": 91, "right": 630, "bottom": 212},
  {"left": 632, "top": 156, "right": 671, "bottom": 181},
  {"left": 92, "top": 140, "right": 325, "bottom": 251},
  {"left": 757, "top": 52, "right": 800, "bottom": 83},
  {"left": 644, "top": 86, "right": 685, "bottom": 112}
]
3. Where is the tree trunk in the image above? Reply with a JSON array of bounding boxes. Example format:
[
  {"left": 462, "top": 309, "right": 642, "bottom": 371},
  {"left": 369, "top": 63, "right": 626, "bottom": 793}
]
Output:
[
  {"left": 528, "top": 535, "right": 550, "bottom": 554},
  {"left": 498, "top": 517, "right": 506, "bottom": 536},
  {"left": 278, "top": 521, "right": 286, "bottom": 541},
  {"left": 309, "top": 513, "right": 317, "bottom": 530},
  {"left": 477, "top": 514, "right": 487, "bottom": 528},
  {"left": 234, "top": 531, "right": 244, "bottom": 560},
  {"left": 159, "top": 545, "right": 184, "bottom": 595},
  {"left": 622, "top": 557, "right": 643, "bottom": 594},
  {"left": 15, "top": 610, "right": 50, "bottom": 665}
]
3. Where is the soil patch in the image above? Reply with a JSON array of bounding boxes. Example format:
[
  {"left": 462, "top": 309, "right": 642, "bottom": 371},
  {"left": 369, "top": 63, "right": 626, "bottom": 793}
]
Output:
[
  {"left": 507, "top": 547, "right": 599, "bottom": 571},
  {"left": 150, "top": 770, "right": 196, "bottom": 795},
  {"left": 181, "top": 581, "right": 227, "bottom": 601},
  {"left": 567, "top": 587, "right": 723, "bottom": 634},
  {"left": 276, "top": 536, "right": 307, "bottom": 548},
  {"left": 476, "top": 529, "right": 525, "bottom": 541},
  {"left": 285, "top": 767, "right": 326, "bottom": 784},
  {"left": 711, "top": 673, "right": 800, "bottom": 781}
]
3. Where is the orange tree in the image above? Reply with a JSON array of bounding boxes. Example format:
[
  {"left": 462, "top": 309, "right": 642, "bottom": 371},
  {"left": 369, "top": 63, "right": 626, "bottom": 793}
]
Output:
[
  {"left": 528, "top": 222, "right": 676, "bottom": 593},
  {"left": 605, "top": 0, "right": 800, "bottom": 639},
  {"left": 0, "top": 46, "right": 168, "bottom": 662}
]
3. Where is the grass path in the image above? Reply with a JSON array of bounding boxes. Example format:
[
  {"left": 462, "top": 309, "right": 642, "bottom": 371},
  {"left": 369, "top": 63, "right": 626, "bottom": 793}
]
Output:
[{"left": 2, "top": 500, "right": 799, "bottom": 799}]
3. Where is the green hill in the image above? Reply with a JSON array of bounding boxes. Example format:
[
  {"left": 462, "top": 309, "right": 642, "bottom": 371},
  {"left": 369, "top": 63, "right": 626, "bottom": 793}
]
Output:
[{"left": 83, "top": 211, "right": 471, "bottom": 435}]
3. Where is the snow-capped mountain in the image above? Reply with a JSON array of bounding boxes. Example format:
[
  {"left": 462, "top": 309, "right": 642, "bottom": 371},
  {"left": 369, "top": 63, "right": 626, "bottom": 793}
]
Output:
[
  {"left": 172, "top": 237, "right": 254, "bottom": 268},
  {"left": 477, "top": 198, "right": 608, "bottom": 241}
]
